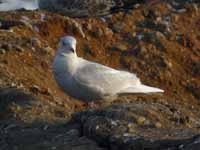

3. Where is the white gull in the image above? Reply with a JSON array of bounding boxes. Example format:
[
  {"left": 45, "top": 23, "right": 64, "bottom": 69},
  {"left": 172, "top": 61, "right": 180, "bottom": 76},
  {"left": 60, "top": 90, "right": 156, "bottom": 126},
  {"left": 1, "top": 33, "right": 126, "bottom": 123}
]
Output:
[{"left": 52, "top": 36, "right": 164, "bottom": 102}]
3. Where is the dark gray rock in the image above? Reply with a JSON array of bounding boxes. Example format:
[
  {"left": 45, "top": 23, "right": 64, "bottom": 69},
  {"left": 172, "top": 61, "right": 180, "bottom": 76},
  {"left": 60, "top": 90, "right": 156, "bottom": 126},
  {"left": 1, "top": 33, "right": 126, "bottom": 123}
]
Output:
[
  {"left": 71, "top": 104, "right": 200, "bottom": 150},
  {"left": 39, "top": 0, "right": 115, "bottom": 18},
  {"left": 38, "top": 0, "right": 148, "bottom": 18},
  {"left": 0, "top": 19, "right": 24, "bottom": 30},
  {"left": 0, "top": 100, "right": 200, "bottom": 150},
  {"left": 0, "top": 123, "right": 106, "bottom": 150},
  {"left": 0, "top": 88, "right": 71, "bottom": 123}
]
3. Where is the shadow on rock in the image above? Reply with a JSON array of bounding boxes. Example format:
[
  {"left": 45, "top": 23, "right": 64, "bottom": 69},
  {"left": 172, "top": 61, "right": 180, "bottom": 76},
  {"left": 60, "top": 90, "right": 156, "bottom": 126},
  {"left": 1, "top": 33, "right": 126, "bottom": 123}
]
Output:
[
  {"left": 0, "top": 88, "right": 41, "bottom": 120},
  {"left": 0, "top": 89, "right": 200, "bottom": 150}
]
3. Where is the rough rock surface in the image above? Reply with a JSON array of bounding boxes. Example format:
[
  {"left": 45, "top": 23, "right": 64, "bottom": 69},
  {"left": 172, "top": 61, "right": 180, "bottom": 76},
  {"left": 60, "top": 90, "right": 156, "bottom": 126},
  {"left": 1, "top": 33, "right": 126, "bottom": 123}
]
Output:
[
  {"left": 0, "top": 1, "right": 200, "bottom": 149},
  {"left": 38, "top": 0, "right": 151, "bottom": 18},
  {"left": 38, "top": 0, "right": 200, "bottom": 18}
]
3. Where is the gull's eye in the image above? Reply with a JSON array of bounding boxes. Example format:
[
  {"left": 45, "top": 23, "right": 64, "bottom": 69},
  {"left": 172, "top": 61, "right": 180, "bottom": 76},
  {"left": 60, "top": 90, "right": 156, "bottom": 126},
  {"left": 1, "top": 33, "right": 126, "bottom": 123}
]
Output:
[{"left": 62, "top": 41, "right": 68, "bottom": 46}]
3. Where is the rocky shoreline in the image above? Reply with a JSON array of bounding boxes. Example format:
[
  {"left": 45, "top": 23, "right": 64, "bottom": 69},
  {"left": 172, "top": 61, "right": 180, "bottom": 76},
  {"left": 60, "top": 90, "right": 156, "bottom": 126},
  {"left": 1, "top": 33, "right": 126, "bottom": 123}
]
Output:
[{"left": 0, "top": 1, "right": 200, "bottom": 149}]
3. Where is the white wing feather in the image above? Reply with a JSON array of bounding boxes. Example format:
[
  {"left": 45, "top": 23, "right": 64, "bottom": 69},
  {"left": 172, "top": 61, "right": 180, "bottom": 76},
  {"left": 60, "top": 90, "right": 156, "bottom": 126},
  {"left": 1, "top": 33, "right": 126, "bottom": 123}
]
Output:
[{"left": 74, "top": 58, "right": 141, "bottom": 95}]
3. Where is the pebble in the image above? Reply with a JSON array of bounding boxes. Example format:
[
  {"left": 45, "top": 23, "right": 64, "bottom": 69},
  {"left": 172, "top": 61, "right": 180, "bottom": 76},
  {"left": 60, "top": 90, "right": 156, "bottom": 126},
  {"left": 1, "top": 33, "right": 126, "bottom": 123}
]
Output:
[
  {"left": 104, "top": 27, "right": 113, "bottom": 37},
  {"left": 66, "top": 129, "right": 80, "bottom": 136},
  {"left": 127, "top": 123, "right": 136, "bottom": 133},
  {"left": 15, "top": 46, "right": 24, "bottom": 52},
  {"left": 165, "top": 59, "right": 173, "bottom": 68},
  {"left": 0, "top": 48, "right": 6, "bottom": 54},
  {"left": 11, "top": 82, "right": 17, "bottom": 88},
  {"left": 112, "top": 22, "right": 124, "bottom": 33},
  {"left": 84, "top": 23, "right": 92, "bottom": 31},
  {"left": 155, "top": 122, "right": 162, "bottom": 128},
  {"left": 115, "top": 43, "right": 128, "bottom": 51},
  {"left": 32, "top": 24, "right": 40, "bottom": 33},
  {"left": 31, "top": 85, "right": 41, "bottom": 93},
  {"left": 100, "top": 17, "right": 106, "bottom": 23},
  {"left": 31, "top": 37, "right": 41, "bottom": 48},
  {"left": 137, "top": 116, "right": 146, "bottom": 125},
  {"left": 94, "top": 28, "right": 103, "bottom": 37},
  {"left": 137, "top": 34, "right": 144, "bottom": 40},
  {"left": 176, "top": 8, "right": 187, "bottom": 13},
  {"left": 72, "top": 21, "right": 85, "bottom": 38},
  {"left": 41, "top": 46, "right": 54, "bottom": 55}
]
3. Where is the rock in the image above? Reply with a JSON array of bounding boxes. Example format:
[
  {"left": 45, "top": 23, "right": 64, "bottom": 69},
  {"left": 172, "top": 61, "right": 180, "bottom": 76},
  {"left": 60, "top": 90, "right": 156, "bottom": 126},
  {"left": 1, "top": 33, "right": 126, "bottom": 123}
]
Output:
[
  {"left": 15, "top": 46, "right": 24, "bottom": 52},
  {"left": 71, "top": 104, "right": 199, "bottom": 150},
  {"left": 183, "top": 137, "right": 200, "bottom": 150},
  {"left": 38, "top": 0, "right": 148, "bottom": 18},
  {"left": 0, "top": 19, "right": 24, "bottom": 30},
  {"left": 30, "top": 85, "right": 41, "bottom": 94},
  {"left": 83, "top": 23, "right": 92, "bottom": 31},
  {"left": 94, "top": 28, "right": 104, "bottom": 37},
  {"left": 137, "top": 20, "right": 167, "bottom": 33},
  {"left": 155, "top": 122, "right": 162, "bottom": 128},
  {"left": 136, "top": 116, "right": 146, "bottom": 125},
  {"left": 0, "top": 124, "right": 105, "bottom": 150},
  {"left": 0, "top": 88, "right": 39, "bottom": 116},
  {"left": 72, "top": 21, "right": 85, "bottom": 38},
  {"left": 0, "top": 1, "right": 200, "bottom": 150},
  {"left": 38, "top": 0, "right": 115, "bottom": 18},
  {"left": 186, "top": 82, "right": 200, "bottom": 100},
  {"left": 112, "top": 22, "right": 125, "bottom": 33},
  {"left": 31, "top": 37, "right": 41, "bottom": 48},
  {"left": 1, "top": 43, "right": 12, "bottom": 51},
  {"left": 115, "top": 43, "right": 128, "bottom": 51},
  {"left": 0, "top": 48, "right": 6, "bottom": 54},
  {"left": 40, "top": 46, "right": 54, "bottom": 55},
  {"left": 104, "top": 27, "right": 113, "bottom": 37}
]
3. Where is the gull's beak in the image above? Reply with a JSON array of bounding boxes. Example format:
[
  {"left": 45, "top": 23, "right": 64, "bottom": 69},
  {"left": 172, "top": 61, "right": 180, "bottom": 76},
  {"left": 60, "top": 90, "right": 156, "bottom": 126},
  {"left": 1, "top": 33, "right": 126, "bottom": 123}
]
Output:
[{"left": 69, "top": 47, "right": 75, "bottom": 53}]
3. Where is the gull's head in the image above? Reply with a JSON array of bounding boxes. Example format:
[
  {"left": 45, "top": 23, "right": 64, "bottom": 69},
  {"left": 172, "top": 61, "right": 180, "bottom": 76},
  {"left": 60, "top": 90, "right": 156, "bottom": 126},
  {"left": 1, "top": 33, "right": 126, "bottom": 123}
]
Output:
[{"left": 58, "top": 36, "right": 77, "bottom": 54}]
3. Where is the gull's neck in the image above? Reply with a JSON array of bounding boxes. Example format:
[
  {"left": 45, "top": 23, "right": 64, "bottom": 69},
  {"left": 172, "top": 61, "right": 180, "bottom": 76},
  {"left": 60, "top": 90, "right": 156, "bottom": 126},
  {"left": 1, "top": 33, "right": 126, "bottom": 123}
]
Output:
[{"left": 56, "top": 51, "right": 78, "bottom": 75}]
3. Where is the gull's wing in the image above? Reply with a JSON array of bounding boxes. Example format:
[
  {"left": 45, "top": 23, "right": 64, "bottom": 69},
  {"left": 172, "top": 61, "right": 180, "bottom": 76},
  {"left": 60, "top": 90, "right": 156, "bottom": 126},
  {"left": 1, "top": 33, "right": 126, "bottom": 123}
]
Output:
[{"left": 73, "top": 58, "right": 140, "bottom": 95}]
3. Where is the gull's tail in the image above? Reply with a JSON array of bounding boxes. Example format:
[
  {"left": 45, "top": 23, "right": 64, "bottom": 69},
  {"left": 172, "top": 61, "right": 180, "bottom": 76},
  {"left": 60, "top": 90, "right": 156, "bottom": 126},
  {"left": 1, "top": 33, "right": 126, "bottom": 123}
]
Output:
[{"left": 119, "top": 84, "right": 164, "bottom": 94}]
